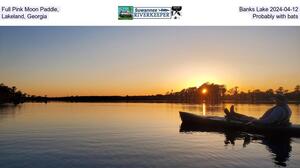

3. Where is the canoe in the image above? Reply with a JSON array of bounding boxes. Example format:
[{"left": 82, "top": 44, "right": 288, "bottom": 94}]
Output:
[{"left": 179, "top": 111, "right": 300, "bottom": 137}]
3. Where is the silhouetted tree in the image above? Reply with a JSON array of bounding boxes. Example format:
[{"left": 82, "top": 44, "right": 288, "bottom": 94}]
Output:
[
  {"left": 295, "top": 85, "right": 300, "bottom": 93},
  {"left": 276, "top": 87, "right": 284, "bottom": 94},
  {"left": 0, "top": 83, "right": 26, "bottom": 104}
]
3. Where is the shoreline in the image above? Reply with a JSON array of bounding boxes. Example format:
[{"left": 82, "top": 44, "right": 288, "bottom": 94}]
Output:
[{"left": 4, "top": 99, "right": 300, "bottom": 105}]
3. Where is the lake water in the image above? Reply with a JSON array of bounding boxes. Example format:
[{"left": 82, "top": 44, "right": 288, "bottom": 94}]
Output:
[{"left": 1, "top": 103, "right": 300, "bottom": 168}]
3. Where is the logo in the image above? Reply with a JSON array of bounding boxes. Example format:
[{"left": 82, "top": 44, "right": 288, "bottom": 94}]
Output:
[
  {"left": 118, "top": 6, "right": 133, "bottom": 20},
  {"left": 118, "top": 6, "right": 182, "bottom": 20},
  {"left": 134, "top": 7, "right": 171, "bottom": 19},
  {"left": 171, "top": 6, "right": 182, "bottom": 19}
]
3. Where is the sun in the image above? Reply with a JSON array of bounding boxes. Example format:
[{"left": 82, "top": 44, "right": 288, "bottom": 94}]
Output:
[{"left": 202, "top": 88, "right": 207, "bottom": 94}]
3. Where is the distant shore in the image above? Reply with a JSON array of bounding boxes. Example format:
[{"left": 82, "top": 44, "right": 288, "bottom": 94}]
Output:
[
  {"left": 2, "top": 83, "right": 300, "bottom": 105},
  {"left": 23, "top": 96, "right": 300, "bottom": 104}
]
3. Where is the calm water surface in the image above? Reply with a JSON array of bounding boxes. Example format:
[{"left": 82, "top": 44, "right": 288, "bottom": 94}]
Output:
[{"left": 1, "top": 103, "right": 300, "bottom": 168}]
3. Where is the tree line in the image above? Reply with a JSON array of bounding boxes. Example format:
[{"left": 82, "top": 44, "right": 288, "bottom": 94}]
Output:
[
  {"left": 1, "top": 82, "right": 300, "bottom": 104},
  {"left": 164, "top": 83, "right": 300, "bottom": 103},
  {"left": 0, "top": 83, "right": 27, "bottom": 105},
  {"left": 223, "top": 85, "right": 300, "bottom": 103}
]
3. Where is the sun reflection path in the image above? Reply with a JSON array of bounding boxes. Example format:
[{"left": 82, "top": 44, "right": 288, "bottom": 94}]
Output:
[{"left": 202, "top": 103, "right": 206, "bottom": 116}]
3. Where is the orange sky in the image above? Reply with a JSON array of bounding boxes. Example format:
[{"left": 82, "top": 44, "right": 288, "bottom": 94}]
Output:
[{"left": 1, "top": 27, "right": 300, "bottom": 96}]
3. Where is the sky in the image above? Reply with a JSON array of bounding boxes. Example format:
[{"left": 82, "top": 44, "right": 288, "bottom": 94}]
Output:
[{"left": 0, "top": 27, "right": 300, "bottom": 97}]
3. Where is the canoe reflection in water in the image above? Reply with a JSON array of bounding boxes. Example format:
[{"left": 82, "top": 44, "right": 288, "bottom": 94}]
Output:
[{"left": 180, "top": 124, "right": 292, "bottom": 167}]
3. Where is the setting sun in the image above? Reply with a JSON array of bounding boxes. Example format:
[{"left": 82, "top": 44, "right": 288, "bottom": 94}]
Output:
[{"left": 202, "top": 88, "right": 207, "bottom": 94}]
